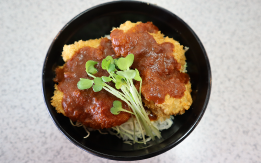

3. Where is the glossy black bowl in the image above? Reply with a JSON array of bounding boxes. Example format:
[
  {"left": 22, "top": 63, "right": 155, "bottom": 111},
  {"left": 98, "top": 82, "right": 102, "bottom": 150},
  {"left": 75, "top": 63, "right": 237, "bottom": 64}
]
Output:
[{"left": 42, "top": 1, "right": 211, "bottom": 161}]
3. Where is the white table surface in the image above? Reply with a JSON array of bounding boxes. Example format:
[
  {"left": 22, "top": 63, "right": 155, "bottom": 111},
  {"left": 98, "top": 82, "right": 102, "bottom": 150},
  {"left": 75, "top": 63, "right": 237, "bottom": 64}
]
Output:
[{"left": 1, "top": 0, "right": 261, "bottom": 162}]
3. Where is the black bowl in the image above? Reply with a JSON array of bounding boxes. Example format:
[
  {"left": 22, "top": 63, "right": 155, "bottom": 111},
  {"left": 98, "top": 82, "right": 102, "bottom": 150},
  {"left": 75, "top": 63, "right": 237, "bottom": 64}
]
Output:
[{"left": 42, "top": 1, "right": 211, "bottom": 161}]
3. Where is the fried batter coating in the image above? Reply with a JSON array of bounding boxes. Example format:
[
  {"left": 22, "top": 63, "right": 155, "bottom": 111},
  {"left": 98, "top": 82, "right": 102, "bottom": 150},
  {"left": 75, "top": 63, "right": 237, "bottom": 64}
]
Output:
[
  {"left": 111, "top": 21, "right": 192, "bottom": 120},
  {"left": 51, "top": 38, "right": 131, "bottom": 129},
  {"left": 52, "top": 38, "right": 103, "bottom": 116},
  {"left": 52, "top": 21, "right": 193, "bottom": 124},
  {"left": 51, "top": 84, "right": 65, "bottom": 115}
]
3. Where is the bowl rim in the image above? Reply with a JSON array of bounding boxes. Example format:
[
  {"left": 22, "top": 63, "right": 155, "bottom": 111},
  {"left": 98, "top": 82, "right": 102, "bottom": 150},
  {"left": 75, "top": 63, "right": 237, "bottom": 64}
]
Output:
[{"left": 42, "top": 0, "right": 212, "bottom": 161}]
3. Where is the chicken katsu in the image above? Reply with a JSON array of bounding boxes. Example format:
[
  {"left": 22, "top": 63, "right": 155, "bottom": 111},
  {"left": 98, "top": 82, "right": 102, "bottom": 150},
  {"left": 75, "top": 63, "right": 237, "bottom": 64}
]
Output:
[{"left": 51, "top": 21, "right": 192, "bottom": 135}]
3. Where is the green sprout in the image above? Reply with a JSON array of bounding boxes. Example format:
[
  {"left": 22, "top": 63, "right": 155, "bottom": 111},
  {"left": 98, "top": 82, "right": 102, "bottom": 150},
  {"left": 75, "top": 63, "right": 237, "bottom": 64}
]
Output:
[
  {"left": 86, "top": 60, "right": 98, "bottom": 75},
  {"left": 77, "top": 54, "right": 161, "bottom": 144},
  {"left": 110, "top": 100, "right": 134, "bottom": 115}
]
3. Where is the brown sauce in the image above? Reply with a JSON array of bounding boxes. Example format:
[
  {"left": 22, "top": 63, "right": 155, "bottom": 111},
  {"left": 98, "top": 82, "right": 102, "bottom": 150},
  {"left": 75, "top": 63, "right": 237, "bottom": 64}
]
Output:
[
  {"left": 54, "top": 22, "right": 190, "bottom": 129},
  {"left": 148, "top": 113, "right": 157, "bottom": 121},
  {"left": 111, "top": 22, "right": 189, "bottom": 104},
  {"left": 55, "top": 38, "right": 130, "bottom": 129}
]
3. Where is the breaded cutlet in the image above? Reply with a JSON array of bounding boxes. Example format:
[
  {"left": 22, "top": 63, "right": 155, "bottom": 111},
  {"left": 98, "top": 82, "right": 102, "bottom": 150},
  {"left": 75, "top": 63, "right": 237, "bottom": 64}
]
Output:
[
  {"left": 51, "top": 39, "right": 102, "bottom": 116},
  {"left": 52, "top": 21, "right": 193, "bottom": 123},
  {"left": 111, "top": 21, "right": 192, "bottom": 120}
]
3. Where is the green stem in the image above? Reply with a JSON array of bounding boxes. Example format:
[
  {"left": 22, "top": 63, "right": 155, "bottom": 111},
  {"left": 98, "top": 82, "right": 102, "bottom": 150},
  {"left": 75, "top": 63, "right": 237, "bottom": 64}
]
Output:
[
  {"left": 87, "top": 73, "right": 96, "bottom": 79},
  {"left": 127, "top": 79, "right": 161, "bottom": 139}
]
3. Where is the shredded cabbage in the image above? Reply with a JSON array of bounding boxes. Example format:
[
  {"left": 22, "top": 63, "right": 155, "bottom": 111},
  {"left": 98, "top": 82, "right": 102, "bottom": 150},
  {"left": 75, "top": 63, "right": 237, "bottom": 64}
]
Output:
[{"left": 70, "top": 116, "right": 174, "bottom": 145}]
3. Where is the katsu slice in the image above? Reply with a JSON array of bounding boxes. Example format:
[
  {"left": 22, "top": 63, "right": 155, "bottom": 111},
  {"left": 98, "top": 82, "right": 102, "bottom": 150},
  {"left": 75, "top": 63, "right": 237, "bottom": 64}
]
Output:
[
  {"left": 110, "top": 21, "right": 192, "bottom": 120},
  {"left": 51, "top": 37, "right": 130, "bottom": 129}
]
